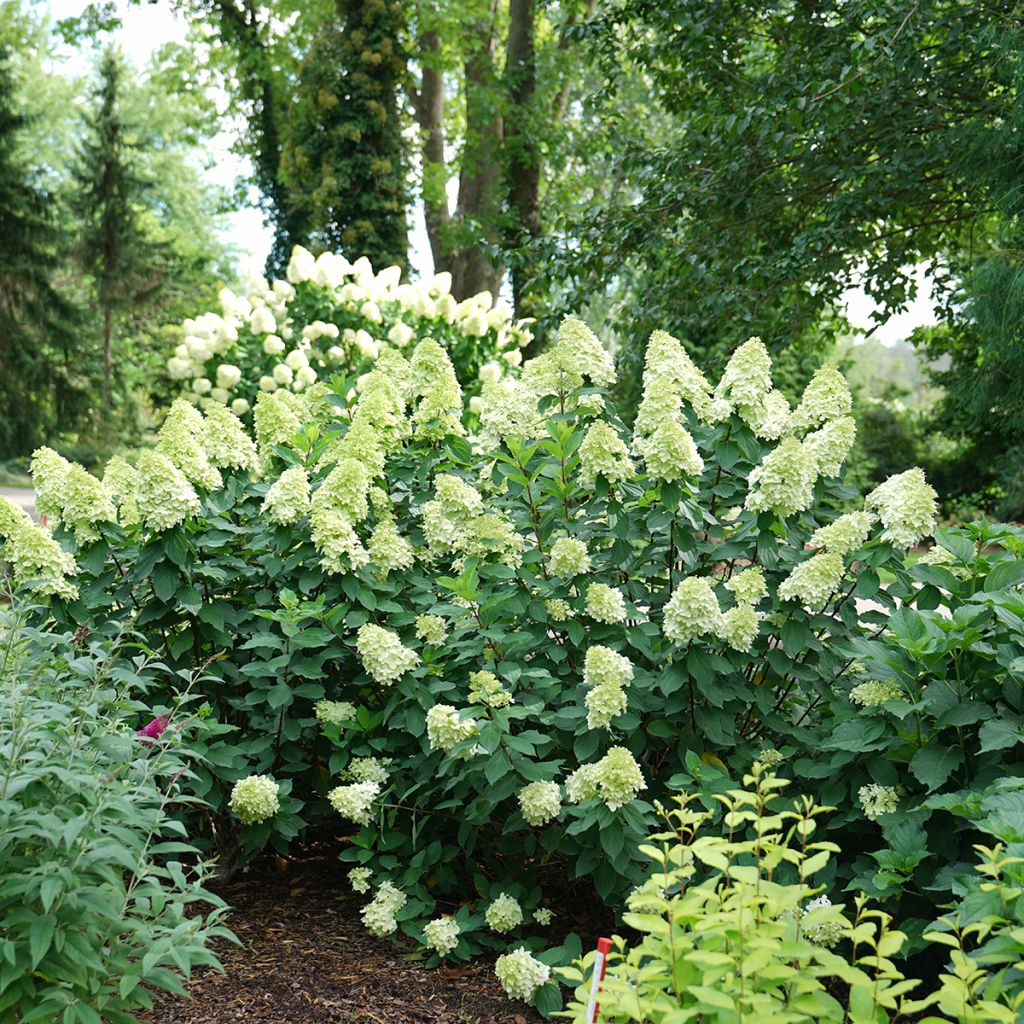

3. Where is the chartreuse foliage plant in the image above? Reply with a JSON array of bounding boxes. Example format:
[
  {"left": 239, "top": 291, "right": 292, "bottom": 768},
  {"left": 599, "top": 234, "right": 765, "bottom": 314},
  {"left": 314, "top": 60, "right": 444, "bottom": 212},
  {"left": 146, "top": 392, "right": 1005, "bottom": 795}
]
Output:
[
  {"left": 558, "top": 769, "right": 1024, "bottom": 1024},
  {"left": 163, "top": 244, "right": 531, "bottom": 414},
  {"left": 0, "top": 601, "right": 233, "bottom": 1023},
  {"left": 0, "top": 315, "right": 967, "bottom": 1011}
]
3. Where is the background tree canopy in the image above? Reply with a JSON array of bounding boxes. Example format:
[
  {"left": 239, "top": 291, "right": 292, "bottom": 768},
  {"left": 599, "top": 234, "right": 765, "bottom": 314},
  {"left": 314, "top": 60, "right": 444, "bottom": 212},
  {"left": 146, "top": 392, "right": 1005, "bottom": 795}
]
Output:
[{"left": 2, "top": 0, "right": 1023, "bottom": 518}]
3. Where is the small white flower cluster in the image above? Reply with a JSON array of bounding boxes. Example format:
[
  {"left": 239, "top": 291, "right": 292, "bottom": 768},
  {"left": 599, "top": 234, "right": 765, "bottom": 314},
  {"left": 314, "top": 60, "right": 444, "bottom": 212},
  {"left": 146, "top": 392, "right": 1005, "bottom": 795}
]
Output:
[
  {"left": 415, "top": 613, "right": 447, "bottom": 646},
  {"left": 229, "top": 774, "right": 280, "bottom": 825},
  {"left": 361, "top": 880, "right": 407, "bottom": 937},
  {"left": 583, "top": 645, "right": 633, "bottom": 730},
  {"left": 485, "top": 892, "right": 524, "bottom": 933},
  {"left": 800, "top": 894, "right": 845, "bottom": 948},
  {"left": 0, "top": 496, "right": 80, "bottom": 600},
  {"left": 348, "top": 866, "right": 373, "bottom": 893},
  {"left": 849, "top": 680, "right": 903, "bottom": 707},
  {"left": 468, "top": 669, "right": 513, "bottom": 709},
  {"left": 315, "top": 699, "right": 358, "bottom": 727},
  {"left": 858, "top": 783, "right": 900, "bottom": 820},
  {"left": 494, "top": 948, "right": 550, "bottom": 1003}
]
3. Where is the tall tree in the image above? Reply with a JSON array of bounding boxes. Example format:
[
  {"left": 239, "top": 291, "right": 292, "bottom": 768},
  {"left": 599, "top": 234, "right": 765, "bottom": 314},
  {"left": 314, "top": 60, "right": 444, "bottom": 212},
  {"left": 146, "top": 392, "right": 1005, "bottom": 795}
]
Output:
[
  {"left": 0, "top": 46, "right": 80, "bottom": 458},
  {"left": 73, "top": 47, "right": 164, "bottom": 417},
  {"left": 282, "top": 0, "right": 410, "bottom": 270}
]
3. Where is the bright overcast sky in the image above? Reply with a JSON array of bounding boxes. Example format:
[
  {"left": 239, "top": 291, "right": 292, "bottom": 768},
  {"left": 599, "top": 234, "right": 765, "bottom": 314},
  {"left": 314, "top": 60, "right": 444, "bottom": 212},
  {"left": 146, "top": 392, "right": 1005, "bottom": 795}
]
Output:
[{"left": 42, "top": 0, "right": 937, "bottom": 342}]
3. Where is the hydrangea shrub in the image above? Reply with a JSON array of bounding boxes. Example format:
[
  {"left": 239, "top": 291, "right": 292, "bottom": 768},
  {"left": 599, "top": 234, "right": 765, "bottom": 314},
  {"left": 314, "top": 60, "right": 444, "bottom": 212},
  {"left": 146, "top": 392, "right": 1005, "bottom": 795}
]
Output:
[
  {"left": 164, "top": 245, "right": 531, "bottom": 415},
  {"left": 2, "top": 314, "right": 984, "bottom": 1011}
]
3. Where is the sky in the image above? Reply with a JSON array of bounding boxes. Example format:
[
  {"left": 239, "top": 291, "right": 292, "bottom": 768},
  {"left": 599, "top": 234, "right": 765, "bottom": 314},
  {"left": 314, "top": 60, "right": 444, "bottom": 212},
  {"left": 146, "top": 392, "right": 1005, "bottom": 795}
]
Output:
[{"left": 41, "top": 0, "right": 937, "bottom": 344}]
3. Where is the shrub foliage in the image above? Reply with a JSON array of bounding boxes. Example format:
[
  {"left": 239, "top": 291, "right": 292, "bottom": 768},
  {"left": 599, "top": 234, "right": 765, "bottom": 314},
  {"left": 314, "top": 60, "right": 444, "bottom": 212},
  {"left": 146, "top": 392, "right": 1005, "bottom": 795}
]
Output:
[{"left": 3, "top": 279, "right": 1024, "bottom": 1013}]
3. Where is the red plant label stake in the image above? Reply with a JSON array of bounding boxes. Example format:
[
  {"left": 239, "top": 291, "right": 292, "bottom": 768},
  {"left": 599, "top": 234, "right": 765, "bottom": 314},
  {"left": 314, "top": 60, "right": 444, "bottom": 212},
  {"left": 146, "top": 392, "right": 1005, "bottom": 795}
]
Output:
[{"left": 585, "top": 937, "right": 613, "bottom": 1023}]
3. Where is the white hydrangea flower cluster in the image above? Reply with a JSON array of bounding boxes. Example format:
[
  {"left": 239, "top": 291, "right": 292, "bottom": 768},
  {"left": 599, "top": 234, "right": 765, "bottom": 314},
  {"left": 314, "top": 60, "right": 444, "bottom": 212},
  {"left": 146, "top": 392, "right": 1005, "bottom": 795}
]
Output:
[
  {"left": 800, "top": 894, "right": 845, "bottom": 948},
  {"left": 426, "top": 704, "right": 478, "bottom": 757},
  {"left": 0, "top": 496, "right": 80, "bottom": 600},
  {"left": 415, "top": 613, "right": 448, "bottom": 646},
  {"left": 632, "top": 330, "right": 708, "bottom": 479},
  {"left": 423, "top": 916, "right": 460, "bottom": 957},
  {"left": 468, "top": 669, "right": 513, "bottom": 709},
  {"left": 229, "top": 774, "right": 280, "bottom": 825},
  {"left": 30, "top": 449, "right": 116, "bottom": 546},
  {"left": 809, "top": 510, "right": 874, "bottom": 558},
  {"left": 517, "top": 780, "right": 562, "bottom": 826},
  {"left": 866, "top": 468, "right": 938, "bottom": 549},
  {"left": 348, "top": 866, "right": 372, "bottom": 893},
  {"left": 494, "top": 948, "right": 550, "bottom": 1003},
  {"left": 421, "top": 472, "right": 523, "bottom": 569},
  {"left": 578, "top": 421, "right": 634, "bottom": 488},
  {"left": 263, "top": 465, "right": 311, "bottom": 525},
  {"left": 756, "top": 747, "right": 784, "bottom": 769},
  {"left": 328, "top": 780, "right": 381, "bottom": 825},
  {"left": 485, "top": 892, "right": 524, "bottom": 933},
  {"left": 166, "top": 245, "right": 529, "bottom": 413},
  {"left": 849, "top": 681, "right": 903, "bottom": 707},
  {"left": 627, "top": 882, "right": 668, "bottom": 915},
  {"left": 566, "top": 746, "right": 646, "bottom": 810},
  {"left": 520, "top": 315, "right": 615, "bottom": 398},
  {"left": 585, "top": 583, "right": 626, "bottom": 624},
  {"left": 315, "top": 700, "right": 357, "bottom": 727},
  {"left": 533, "top": 907, "right": 553, "bottom": 926},
  {"left": 545, "top": 598, "right": 574, "bottom": 621},
  {"left": 583, "top": 645, "right": 633, "bottom": 730},
  {"left": 362, "top": 880, "right": 407, "bottom": 937},
  {"left": 356, "top": 624, "right": 418, "bottom": 685},
  {"left": 778, "top": 551, "right": 844, "bottom": 609},
  {"left": 858, "top": 783, "right": 900, "bottom": 820},
  {"left": 549, "top": 536, "right": 590, "bottom": 577},
  {"left": 343, "top": 756, "right": 391, "bottom": 785},
  {"left": 663, "top": 577, "right": 723, "bottom": 643}
]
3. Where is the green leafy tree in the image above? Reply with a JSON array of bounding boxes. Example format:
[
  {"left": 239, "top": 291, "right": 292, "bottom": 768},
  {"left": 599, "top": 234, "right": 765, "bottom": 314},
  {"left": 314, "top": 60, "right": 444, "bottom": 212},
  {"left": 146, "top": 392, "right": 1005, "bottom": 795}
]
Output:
[
  {"left": 563, "top": 1, "right": 1024, "bottom": 388},
  {"left": 73, "top": 46, "right": 166, "bottom": 419},
  {"left": 0, "top": 46, "right": 81, "bottom": 458}
]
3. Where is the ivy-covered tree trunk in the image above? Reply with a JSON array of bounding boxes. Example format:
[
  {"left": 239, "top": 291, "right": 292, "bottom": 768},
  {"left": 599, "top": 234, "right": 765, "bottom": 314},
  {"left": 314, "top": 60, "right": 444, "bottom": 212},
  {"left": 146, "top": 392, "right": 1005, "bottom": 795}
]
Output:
[{"left": 282, "top": 0, "right": 410, "bottom": 271}]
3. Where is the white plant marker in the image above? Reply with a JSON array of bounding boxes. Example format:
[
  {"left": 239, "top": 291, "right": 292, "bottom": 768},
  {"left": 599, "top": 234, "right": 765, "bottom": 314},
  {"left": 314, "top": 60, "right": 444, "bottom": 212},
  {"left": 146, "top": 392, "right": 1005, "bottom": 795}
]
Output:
[{"left": 585, "top": 936, "right": 613, "bottom": 1023}]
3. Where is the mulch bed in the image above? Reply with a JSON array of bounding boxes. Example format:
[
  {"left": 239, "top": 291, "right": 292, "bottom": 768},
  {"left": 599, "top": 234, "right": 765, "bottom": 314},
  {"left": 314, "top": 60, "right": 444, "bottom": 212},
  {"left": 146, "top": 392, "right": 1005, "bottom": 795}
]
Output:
[{"left": 137, "top": 853, "right": 545, "bottom": 1024}]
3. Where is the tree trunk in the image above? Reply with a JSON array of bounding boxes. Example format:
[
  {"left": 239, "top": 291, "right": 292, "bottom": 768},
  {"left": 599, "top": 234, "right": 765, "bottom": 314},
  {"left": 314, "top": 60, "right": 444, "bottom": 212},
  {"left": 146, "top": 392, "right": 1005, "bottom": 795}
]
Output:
[
  {"left": 505, "top": 0, "right": 542, "bottom": 319},
  {"left": 415, "top": 30, "right": 451, "bottom": 277},
  {"left": 102, "top": 303, "right": 112, "bottom": 417}
]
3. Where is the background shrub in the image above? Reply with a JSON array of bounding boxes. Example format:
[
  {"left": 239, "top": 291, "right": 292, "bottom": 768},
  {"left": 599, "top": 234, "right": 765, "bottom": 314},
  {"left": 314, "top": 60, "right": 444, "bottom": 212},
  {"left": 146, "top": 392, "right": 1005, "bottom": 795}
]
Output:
[{"left": 161, "top": 245, "right": 532, "bottom": 416}]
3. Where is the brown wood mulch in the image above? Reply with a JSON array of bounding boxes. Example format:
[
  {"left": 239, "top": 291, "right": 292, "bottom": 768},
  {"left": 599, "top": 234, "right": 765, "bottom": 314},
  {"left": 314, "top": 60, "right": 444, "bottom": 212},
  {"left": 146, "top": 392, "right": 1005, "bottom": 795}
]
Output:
[{"left": 136, "top": 853, "right": 545, "bottom": 1024}]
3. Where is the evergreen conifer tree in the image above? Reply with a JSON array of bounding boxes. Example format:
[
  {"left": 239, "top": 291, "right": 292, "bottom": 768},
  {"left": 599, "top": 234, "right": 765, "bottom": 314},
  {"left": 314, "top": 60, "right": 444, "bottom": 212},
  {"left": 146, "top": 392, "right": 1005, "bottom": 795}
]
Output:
[
  {"left": 73, "top": 46, "right": 164, "bottom": 418},
  {"left": 0, "top": 46, "right": 80, "bottom": 458}
]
